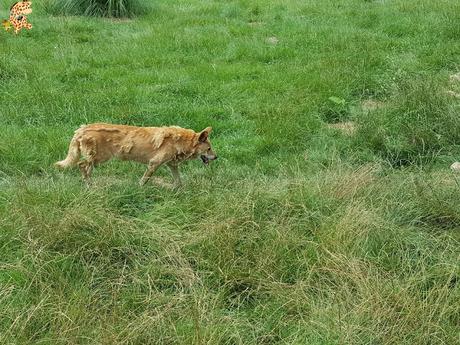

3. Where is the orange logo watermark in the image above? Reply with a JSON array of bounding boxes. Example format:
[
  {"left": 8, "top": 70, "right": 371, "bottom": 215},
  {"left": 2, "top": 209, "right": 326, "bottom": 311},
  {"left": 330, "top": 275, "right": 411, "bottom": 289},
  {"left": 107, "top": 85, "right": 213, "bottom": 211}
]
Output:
[{"left": 2, "top": 1, "right": 33, "bottom": 34}]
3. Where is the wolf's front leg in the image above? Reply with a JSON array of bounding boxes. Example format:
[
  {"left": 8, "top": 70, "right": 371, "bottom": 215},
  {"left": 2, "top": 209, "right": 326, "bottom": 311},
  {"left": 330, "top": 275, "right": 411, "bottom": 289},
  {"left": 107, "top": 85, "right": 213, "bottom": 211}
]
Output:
[
  {"left": 167, "top": 163, "right": 182, "bottom": 187},
  {"left": 139, "top": 161, "right": 160, "bottom": 186}
]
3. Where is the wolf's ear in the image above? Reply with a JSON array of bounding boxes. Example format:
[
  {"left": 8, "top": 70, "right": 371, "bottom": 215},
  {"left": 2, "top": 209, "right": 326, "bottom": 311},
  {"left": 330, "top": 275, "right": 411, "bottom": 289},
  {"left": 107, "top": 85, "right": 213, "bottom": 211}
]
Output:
[{"left": 198, "top": 127, "right": 212, "bottom": 142}]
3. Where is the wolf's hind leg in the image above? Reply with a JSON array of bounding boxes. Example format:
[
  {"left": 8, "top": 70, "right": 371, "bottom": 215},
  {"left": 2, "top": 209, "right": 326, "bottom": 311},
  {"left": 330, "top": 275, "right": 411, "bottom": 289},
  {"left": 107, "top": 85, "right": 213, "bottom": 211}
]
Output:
[
  {"left": 78, "top": 160, "right": 94, "bottom": 184},
  {"left": 77, "top": 138, "right": 97, "bottom": 184}
]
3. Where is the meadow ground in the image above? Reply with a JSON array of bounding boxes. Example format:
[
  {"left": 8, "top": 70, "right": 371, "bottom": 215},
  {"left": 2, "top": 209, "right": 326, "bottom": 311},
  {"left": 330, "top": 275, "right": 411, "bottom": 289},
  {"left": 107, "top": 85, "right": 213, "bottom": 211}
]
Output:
[{"left": 1, "top": 0, "right": 460, "bottom": 343}]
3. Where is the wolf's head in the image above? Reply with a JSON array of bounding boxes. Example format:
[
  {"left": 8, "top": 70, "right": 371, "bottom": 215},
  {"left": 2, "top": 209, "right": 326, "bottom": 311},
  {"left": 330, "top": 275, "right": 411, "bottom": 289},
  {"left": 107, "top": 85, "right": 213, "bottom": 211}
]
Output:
[{"left": 195, "top": 127, "right": 217, "bottom": 165}]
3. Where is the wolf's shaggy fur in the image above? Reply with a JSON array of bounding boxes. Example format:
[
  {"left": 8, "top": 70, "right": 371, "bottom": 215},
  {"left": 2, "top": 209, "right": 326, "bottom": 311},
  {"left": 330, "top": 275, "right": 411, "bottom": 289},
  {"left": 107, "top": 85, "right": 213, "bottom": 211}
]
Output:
[{"left": 55, "top": 123, "right": 217, "bottom": 186}]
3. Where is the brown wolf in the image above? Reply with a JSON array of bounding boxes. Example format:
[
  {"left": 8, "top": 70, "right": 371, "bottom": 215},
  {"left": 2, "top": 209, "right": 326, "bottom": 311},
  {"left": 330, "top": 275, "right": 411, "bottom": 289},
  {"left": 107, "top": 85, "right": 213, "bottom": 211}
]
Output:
[{"left": 55, "top": 123, "right": 217, "bottom": 186}]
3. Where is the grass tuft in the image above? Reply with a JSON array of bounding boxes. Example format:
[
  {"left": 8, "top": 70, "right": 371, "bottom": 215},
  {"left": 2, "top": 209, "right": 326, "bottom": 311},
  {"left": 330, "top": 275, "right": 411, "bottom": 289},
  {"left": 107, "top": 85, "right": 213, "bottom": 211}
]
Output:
[
  {"left": 355, "top": 76, "right": 460, "bottom": 167},
  {"left": 42, "top": 0, "right": 147, "bottom": 18}
]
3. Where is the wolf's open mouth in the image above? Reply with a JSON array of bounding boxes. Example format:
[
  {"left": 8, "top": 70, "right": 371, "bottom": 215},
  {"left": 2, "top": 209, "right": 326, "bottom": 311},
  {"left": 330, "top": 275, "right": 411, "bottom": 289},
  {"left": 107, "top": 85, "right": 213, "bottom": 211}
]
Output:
[{"left": 201, "top": 155, "right": 209, "bottom": 165}]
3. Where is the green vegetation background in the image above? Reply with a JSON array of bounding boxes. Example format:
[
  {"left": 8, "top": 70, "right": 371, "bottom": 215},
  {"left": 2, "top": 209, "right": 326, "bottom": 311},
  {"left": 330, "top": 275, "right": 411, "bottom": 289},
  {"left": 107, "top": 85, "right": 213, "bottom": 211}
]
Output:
[{"left": 1, "top": 0, "right": 459, "bottom": 344}]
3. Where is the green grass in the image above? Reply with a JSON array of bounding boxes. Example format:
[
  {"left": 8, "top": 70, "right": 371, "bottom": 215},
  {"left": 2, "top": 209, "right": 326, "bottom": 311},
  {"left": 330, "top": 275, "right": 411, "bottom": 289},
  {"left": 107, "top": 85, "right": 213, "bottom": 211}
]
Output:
[{"left": 1, "top": 0, "right": 460, "bottom": 343}]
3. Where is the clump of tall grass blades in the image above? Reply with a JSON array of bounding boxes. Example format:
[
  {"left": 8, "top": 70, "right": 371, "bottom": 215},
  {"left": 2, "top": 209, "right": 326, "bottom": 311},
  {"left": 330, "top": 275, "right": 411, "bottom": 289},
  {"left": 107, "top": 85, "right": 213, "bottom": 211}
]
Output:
[
  {"left": 44, "top": 0, "right": 146, "bottom": 18},
  {"left": 355, "top": 77, "right": 460, "bottom": 167}
]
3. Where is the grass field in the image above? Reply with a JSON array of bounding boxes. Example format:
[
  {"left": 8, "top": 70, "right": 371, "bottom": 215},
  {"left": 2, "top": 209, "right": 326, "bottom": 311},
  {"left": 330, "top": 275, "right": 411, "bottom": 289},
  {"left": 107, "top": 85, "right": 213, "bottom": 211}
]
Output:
[{"left": 1, "top": 0, "right": 460, "bottom": 343}]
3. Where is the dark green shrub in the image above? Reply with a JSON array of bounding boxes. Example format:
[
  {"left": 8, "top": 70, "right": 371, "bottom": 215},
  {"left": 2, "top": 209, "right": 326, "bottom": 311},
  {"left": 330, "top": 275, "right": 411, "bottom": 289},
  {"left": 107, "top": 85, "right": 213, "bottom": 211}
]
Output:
[{"left": 44, "top": 0, "right": 147, "bottom": 18}]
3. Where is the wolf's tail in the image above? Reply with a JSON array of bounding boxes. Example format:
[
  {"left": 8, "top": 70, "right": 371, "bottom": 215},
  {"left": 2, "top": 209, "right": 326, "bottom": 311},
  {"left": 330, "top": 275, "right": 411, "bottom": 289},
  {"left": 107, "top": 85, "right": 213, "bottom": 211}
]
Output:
[{"left": 55, "top": 135, "right": 81, "bottom": 169}]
